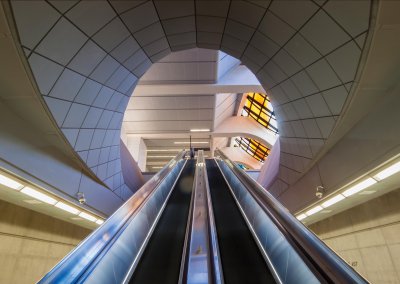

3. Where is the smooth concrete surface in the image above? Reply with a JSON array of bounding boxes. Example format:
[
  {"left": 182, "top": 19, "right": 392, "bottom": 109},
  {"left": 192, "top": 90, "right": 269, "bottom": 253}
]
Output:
[
  {"left": 310, "top": 189, "right": 400, "bottom": 284},
  {"left": 0, "top": 199, "right": 90, "bottom": 284}
]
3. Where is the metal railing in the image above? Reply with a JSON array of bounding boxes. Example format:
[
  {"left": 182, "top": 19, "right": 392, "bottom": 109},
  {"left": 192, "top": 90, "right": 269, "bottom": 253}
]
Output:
[
  {"left": 215, "top": 149, "right": 368, "bottom": 284},
  {"left": 39, "top": 151, "right": 186, "bottom": 283},
  {"left": 185, "top": 150, "right": 224, "bottom": 284}
]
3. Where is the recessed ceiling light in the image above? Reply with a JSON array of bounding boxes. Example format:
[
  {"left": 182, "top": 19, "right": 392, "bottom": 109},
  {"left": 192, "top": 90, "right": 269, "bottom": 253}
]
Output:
[
  {"left": 190, "top": 129, "right": 210, "bottom": 132},
  {"left": 79, "top": 212, "right": 97, "bottom": 222},
  {"left": 342, "top": 178, "right": 377, "bottom": 197},
  {"left": 174, "top": 141, "right": 209, "bottom": 144},
  {"left": 21, "top": 187, "right": 57, "bottom": 205},
  {"left": 55, "top": 202, "right": 80, "bottom": 215},
  {"left": 305, "top": 205, "right": 323, "bottom": 216},
  {"left": 0, "top": 174, "right": 24, "bottom": 190},
  {"left": 146, "top": 149, "right": 182, "bottom": 152},
  {"left": 95, "top": 219, "right": 104, "bottom": 225},
  {"left": 321, "top": 194, "right": 345, "bottom": 208},
  {"left": 374, "top": 161, "right": 400, "bottom": 180},
  {"left": 296, "top": 214, "right": 307, "bottom": 221}
]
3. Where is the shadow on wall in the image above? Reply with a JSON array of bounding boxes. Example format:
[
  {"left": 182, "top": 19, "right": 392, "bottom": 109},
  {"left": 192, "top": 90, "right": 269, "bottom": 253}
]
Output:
[
  {"left": 257, "top": 138, "right": 280, "bottom": 190},
  {"left": 120, "top": 140, "right": 145, "bottom": 193}
]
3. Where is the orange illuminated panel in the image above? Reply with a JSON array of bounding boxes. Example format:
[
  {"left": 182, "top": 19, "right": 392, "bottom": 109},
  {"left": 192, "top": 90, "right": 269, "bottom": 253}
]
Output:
[
  {"left": 242, "top": 92, "right": 278, "bottom": 134},
  {"left": 235, "top": 137, "right": 270, "bottom": 162},
  {"left": 237, "top": 92, "right": 277, "bottom": 162}
]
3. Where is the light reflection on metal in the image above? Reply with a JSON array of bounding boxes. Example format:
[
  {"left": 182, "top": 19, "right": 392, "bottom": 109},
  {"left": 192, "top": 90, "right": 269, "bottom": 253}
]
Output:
[{"left": 186, "top": 151, "right": 223, "bottom": 284}]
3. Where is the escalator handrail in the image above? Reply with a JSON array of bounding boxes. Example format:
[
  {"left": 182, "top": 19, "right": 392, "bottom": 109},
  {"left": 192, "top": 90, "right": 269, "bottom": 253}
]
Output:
[
  {"left": 185, "top": 151, "right": 224, "bottom": 284},
  {"left": 203, "top": 155, "right": 224, "bottom": 284},
  {"left": 39, "top": 150, "right": 186, "bottom": 284},
  {"left": 215, "top": 149, "right": 368, "bottom": 284}
]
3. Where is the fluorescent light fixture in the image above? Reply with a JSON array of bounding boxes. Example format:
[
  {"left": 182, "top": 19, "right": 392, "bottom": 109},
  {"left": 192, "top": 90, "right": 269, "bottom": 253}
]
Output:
[
  {"left": 190, "top": 129, "right": 210, "bottom": 132},
  {"left": 296, "top": 214, "right": 307, "bottom": 221},
  {"left": 55, "top": 202, "right": 80, "bottom": 215},
  {"left": 147, "top": 156, "right": 175, "bottom": 158},
  {"left": 321, "top": 194, "right": 345, "bottom": 208},
  {"left": 305, "top": 205, "right": 323, "bottom": 216},
  {"left": 374, "top": 161, "right": 400, "bottom": 180},
  {"left": 342, "top": 178, "right": 377, "bottom": 197},
  {"left": 0, "top": 174, "right": 24, "bottom": 190},
  {"left": 21, "top": 187, "right": 57, "bottom": 205},
  {"left": 152, "top": 166, "right": 164, "bottom": 169},
  {"left": 95, "top": 219, "right": 104, "bottom": 225},
  {"left": 79, "top": 212, "right": 97, "bottom": 222},
  {"left": 146, "top": 149, "right": 182, "bottom": 152},
  {"left": 174, "top": 141, "right": 209, "bottom": 144}
]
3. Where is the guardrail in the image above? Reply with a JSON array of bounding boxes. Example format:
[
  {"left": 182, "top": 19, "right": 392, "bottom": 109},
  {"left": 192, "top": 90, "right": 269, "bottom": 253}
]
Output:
[
  {"left": 39, "top": 151, "right": 186, "bottom": 283},
  {"left": 215, "top": 149, "right": 368, "bottom": 284}
]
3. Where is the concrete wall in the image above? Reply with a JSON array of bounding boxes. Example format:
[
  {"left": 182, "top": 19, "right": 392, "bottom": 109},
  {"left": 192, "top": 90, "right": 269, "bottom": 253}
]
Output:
[
  {"left": 0, "top": 199, "right": 90, "bottom": 284},
  {"left": 309, "top": 189, "right": 400, "bottom": 283}
]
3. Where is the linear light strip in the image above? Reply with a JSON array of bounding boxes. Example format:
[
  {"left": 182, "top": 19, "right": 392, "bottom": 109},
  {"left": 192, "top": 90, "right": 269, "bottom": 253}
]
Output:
[
  {"left": 190, "top": 129, "right": 210, "bottom": 132},
  {"left": 146, "top": 149, "right": 184, "bottom": 152},
  {"left": 174, "top": 141, "right": 209, "bottom": 144},
  {"left": 0, "top": 170, "right": 105, "bottom": 225},
  {"left": 342, "top": 178, "right": 377, "bottom": 197},
  {"left": 296, "top": 156, "right": 400, "bottom": 222},
  {"left": 374, "top": 161, "right": 400, "bottom": 180},
  {"left": 79, "top": 212, "right": 97, "bottom": 222},
  {"left": 321, "top": 194, "right": 345, "bottom": 208},
  {"left": 21, "top": 187, "right": 57, "bottom": 205},
  {"left": 55, "top": 201, "right": 80, "bottom": 215},
  {"left": 0, "top": 174, "right": 24, "bottom": 190}
]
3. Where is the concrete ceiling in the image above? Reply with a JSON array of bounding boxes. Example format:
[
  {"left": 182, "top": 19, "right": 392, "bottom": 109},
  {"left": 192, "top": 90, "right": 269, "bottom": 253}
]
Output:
[{"left": 5, "top": 0, "right": 375, "bottom": 207}]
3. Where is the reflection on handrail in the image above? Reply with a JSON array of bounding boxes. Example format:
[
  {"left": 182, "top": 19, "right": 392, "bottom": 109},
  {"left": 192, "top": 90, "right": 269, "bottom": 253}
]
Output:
[
  {"left": 186, "top": 151, "right": 224, "bottom": 284},
  {"left": 39, "top": 151, "right": 186, "bottom": 284},
  {"left": 215, "top": 149, "right": 368, "bottom": 284}
]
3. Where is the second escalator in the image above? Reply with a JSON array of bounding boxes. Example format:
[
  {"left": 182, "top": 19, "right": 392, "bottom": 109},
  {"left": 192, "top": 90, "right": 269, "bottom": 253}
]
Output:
[
  {"left": 206, "top": 159, "right": 276, "bottom": 284},
  {"left": 129, "top": 159, "right": 195, "bottom": 284}
]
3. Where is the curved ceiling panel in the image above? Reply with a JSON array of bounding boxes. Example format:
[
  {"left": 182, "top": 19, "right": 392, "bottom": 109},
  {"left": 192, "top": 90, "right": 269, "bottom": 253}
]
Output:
[{"left": 9, "top": 0, "right": 372, "bottom": 197}]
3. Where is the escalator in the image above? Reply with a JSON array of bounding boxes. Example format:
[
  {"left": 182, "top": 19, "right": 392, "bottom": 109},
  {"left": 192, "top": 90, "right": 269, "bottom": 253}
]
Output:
[
  {"left": 129, "top": 159, "right": 195, "bottom": 284},
  {"left": 206, "top": 159, "right": 276, "bottom": 284},
  {"left": 38, "top": 150, "right": 368, "bottom": 284}
]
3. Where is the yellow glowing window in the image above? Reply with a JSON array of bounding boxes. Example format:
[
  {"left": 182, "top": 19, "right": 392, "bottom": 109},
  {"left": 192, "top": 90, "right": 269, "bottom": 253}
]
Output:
[
  {"left": 237, "top": 92, "right": 278, "bottom": 162},
  {"left": 235, "top": 137, "right": 270, "bottom": 162},
  {"left": 241, "top": 92, "right": 278, "bottom": 134}
]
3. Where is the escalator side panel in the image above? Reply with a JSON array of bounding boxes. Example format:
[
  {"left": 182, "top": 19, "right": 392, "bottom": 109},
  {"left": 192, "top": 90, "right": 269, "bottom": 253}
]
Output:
[
  {"left": 129, "top": 159, "right": 196, "bottom": 284},
  {"left": 206, "top": 159, "right": 275, "bottom": 284}
]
